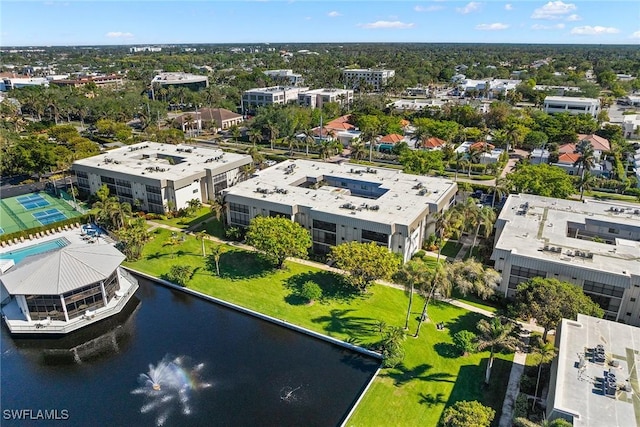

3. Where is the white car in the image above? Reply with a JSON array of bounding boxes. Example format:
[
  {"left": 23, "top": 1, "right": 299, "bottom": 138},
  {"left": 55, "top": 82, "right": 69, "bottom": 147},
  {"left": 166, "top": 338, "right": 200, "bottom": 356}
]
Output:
[{"left": 264, "top": 160, "right": 277, "bottom": 167}]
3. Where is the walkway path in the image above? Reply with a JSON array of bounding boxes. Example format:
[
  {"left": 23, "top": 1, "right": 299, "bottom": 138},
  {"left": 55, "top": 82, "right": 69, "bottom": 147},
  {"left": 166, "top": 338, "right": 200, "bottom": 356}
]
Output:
[{"left": 144, "top": 218, "right": 542, "bottom": 425}]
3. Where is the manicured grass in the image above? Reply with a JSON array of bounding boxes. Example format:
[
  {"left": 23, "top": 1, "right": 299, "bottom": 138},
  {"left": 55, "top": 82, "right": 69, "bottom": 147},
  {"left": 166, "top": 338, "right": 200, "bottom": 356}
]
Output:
[
  {"left": 152, "top": 207, "right": 214, "bottom": 230},
  {"left": 189, "top": 217, "right": 226, "bottom": 238},
  {"left": 440, "top": 240, "right": 462, "bottom": 259},
  {"left": 125, "top": 228, "right": 513, "bottom": 427},
  {"left": 451, "top": 289, "right": 499, "bottom": 314}
]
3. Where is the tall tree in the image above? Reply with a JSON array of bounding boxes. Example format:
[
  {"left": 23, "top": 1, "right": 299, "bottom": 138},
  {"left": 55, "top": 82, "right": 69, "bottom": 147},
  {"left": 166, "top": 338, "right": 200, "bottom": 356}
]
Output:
[
  {"left": 393, "top": 260, "right": 431, "bottom": 330},
  {"left": 512, "top": 277, "right": 604, "bottom": 340},
  {"left": 531, "top": 336, "right": 557, "bottom": 410},
  {"left": 245, "top": 216, "right": 311, "bottom": 268},
  {"left": 329, "top": 241, "right": 401, "bottom": 292},
  {"left": 476, "top": 317, "right": 520, "bottom": 384}
]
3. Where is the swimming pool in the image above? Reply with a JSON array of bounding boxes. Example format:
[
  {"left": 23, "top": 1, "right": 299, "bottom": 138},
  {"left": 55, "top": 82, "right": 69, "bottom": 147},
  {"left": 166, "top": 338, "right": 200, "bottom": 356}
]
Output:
[{"left": 0, "top": 238, "right": 70, "bottom": 265}]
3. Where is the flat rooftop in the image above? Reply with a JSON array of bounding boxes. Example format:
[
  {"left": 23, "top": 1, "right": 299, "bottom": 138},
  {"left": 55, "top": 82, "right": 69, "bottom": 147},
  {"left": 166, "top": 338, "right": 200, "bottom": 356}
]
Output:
[
  {"left": 553, "top": 314, "right": 640, "bottom": 427},
  {"left": 151, "top": 72, "right": 208, "bottom": 84},
  {"left": 224, "top": 159, "right": 457, "bottom": 225},
  {"left": 73, "top": 142, "right": 251, "bottom": 181},
  {"left": 494, "top": 194, "right": 640, "bottom": 278},
  {"left": 544, "top": 96, "right": 600, "bottom": 103}
]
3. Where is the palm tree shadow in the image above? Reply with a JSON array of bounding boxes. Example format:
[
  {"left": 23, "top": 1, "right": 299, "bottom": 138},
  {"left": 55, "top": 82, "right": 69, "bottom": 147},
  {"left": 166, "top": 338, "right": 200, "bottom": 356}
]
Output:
[
  {"left": 380, "top": 363, "right": 454, "bottom": 386},
  {"left": 311, "top": 309, "right": 377, "bottom": 339},
  {"left": 283, "top": 271, "right": 358, "bottom": 304},
  {"left": 419, "top": 392, "right": 446, "bottom": 407}
]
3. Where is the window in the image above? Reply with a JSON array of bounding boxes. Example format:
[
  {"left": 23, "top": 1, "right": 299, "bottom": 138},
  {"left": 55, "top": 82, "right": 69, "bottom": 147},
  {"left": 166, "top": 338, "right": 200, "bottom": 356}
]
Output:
[
  {"left": 313, "top": 220, "right": 336, "bottom": 233},
  {"left": 508, "top": 266, "right": 546, "bottom": 289},
  {"left": 608, "top": 228, "right": 619, "bottom": 234},
  {"left": 361, "top": 229, "right": 388, "bottom": 244},
  {"left": 229, "top": 203, "right": 249, "bottom": 214},
  {"left": 193, "top": 189, "right": 198, "bottom": 193},
  {"left": 631, "top": 298, "right": 636, "bottom": 302}
]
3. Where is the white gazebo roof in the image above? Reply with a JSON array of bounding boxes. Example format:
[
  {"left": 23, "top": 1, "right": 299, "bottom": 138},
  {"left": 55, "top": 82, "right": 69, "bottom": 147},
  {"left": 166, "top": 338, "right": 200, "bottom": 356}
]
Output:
[{"left": 0, "top": 244, "right": 125, "bottom": 295}]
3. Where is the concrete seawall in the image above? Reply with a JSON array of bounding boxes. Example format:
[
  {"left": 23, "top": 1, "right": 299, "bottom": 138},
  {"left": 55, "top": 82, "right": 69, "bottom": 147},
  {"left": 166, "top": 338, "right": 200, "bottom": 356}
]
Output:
[{"left": 124, "top": 267, "right": 383, "bottom": 360}]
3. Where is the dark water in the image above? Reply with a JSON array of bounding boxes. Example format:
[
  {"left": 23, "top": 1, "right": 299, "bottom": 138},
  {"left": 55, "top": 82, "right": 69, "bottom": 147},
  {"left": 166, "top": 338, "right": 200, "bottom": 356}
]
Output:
[{"left": 1, "top": 276, "right": 379, "bottom": 427}]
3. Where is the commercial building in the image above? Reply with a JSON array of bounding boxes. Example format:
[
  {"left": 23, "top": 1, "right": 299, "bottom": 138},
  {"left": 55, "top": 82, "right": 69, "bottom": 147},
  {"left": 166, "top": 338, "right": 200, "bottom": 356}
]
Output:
[
  {"left": 0, "top": 229, "right": 139, "bottom": 335},
  {"left": 175, "top": 108, "right": 244, "bottom": 133},
  {"left": 50, "top": 74, "right": 124, "bottom": 89},
  {"left": 223, "top": 159, "right": 458, "bottom": 262},
  {"left": 297, "top": 88, "right": 354, "bottom": 109},
  {"left": 491, "top": 194, "right": 640, "bottom": 324},
  {"left": 72, "top": 142, "right": 252, "bottom": 214},
  {"left": 546, "top": 314, "right": 640, "bottom": 426},
  {"left": 151, "top": 72, "right": 208, "bottom": 91},
  {"left": 543, "top": 96, "right": 601, "bottom": 118},
  {"left": 1, "top": 76, "right": 49, "bottom": 91},
  {"left": 342, "top": 69, "right": 395, "bottom": 92},
  {"left": 263, "top": 69, "right": 304, "bottom": 86},
  {"left": 241, "top": 85, "right": 309, "bottom": 114}
]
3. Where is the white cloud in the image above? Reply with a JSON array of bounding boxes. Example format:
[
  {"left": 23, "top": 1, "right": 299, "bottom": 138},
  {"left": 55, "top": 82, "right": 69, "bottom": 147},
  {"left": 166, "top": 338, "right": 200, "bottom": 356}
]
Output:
[
  {"left": 358, "top": 21, "right": 415, "bottom": 29},
  {"left": 631, "top": 31, "right": 640, "bottom": 39},
  {"left": 414, "top": 5, "right": 444, "bottom": 12},
  {"left": 475, "top": 23, "right": 509, "bottom": 31},
  {"left": 531, "top": 1, "right": 576, "bottom": 20},
  {"left": 531, "top": 23, "right": 565, "bottom": 30},
  {"left": 327, "top": 11, "right": 341, "bottom": 17},
  {"left": 456, "top": 2, "right": 481, "bottom": 14},
  {"left": 565, "top": 14, "right": 581, "bottom": 22},
  {"left": 505, "top": 4, "right": 513, "bottom": 11},
  {"left": 570, "top": 26, "right": 620, "bottom": 35},
  {"left": 106, "top": 32, "right": 134, "bottom": 38}
]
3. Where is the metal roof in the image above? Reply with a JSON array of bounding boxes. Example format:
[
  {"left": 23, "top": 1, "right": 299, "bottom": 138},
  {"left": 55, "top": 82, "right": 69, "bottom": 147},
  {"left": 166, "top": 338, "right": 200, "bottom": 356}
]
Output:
[{"left": 0, "top": 243, "right": 125, "bottom": 295}]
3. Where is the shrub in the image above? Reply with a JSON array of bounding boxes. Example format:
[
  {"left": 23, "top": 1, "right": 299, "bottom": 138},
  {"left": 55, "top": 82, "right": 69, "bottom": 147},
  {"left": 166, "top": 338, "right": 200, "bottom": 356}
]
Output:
[
  {"left": 452, "top": 330, "right": 477, "bottom": 355},
  {"left": 440, "top": 400, "right": 495, "bottom": 427},
  {"left": 168, "top": 265, "right": 192, "bottom": 287},
  {"left": 299, "top": 280, "right": 322, "bottom": 303}
]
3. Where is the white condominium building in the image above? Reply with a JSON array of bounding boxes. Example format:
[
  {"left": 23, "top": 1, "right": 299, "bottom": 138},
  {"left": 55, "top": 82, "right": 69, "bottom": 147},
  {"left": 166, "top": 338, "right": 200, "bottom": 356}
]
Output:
[
  {"left": 491, "top": 194, "right": 640, "bottom": 325},
  {"left": 297, "top": 88, "right": 354, "bottom": 109},
  {"left": 223, "top": 159, "right": 457, "bottom": 262},
  {"left": 72, "top": 142, "right": 252, "bottom": 214},
  {"left": 263, "top": 69, "right": 305, "bottom": 86},
  {"left": 342, "top": 69, "right": 395, "bottom": 91},
  {"left": 151, "top": 72, "right": 209, "bottom": 90},
  {"left": 241, "top": 85, "right": 309, "bottom": 114},
  {"left": 543, "top": 96, "right": 601, "bottom": 118}
]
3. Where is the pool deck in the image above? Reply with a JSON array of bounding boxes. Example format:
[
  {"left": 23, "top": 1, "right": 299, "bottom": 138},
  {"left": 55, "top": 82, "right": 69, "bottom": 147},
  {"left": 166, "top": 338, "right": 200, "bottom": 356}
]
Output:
[{"left": 0, "top": 227, "right": 137, "bottom": 335}]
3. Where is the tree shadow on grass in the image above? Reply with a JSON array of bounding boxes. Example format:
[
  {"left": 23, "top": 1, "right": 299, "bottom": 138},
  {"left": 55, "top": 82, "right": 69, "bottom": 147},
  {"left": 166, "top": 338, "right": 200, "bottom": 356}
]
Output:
[
  {"left": 433, "top": 342, "right": 463, "bottom": 359},
  {"left": 443, "top": 308, "right": 490, "bottom": 337},
  {"left": 146, "top": 251, "right": 171, "bottom": 261},
  {"left": 419, "top": 392, "right": 447, "bottom": 408},
  {"left": 380, "top": 363, "right": 455, "bottom": 387},
  {"left": 205, "top": 250, "right": 275, "bottom": 280},
  {"left": 283, "top": 271, "right": 359, "bottom": 304},
  {"left": 311, "top": 309, "right": 377, "bottom": 340}
]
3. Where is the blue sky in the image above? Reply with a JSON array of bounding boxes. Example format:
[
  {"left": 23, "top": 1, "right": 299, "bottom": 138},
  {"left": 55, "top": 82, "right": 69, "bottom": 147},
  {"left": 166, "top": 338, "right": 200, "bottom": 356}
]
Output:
[{"left": 2, "top": 1, "right": 639, "bottom": 46}]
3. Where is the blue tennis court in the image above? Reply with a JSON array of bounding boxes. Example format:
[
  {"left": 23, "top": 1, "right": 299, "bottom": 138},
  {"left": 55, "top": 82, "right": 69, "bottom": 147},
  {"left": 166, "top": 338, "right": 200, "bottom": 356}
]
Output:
[
  {"left": 17, "top": 194, "right": 50, "bottom": 210},
  {"left": 33, "top": 209, "right": 68, "bottom": 226}
]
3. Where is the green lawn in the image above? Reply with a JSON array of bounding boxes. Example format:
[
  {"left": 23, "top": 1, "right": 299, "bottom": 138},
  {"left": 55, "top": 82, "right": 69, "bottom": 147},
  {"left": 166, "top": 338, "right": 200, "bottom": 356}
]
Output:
[
  {"left": 151, "top": 207, "right": 215, "bottom": 230},
  {"left": 440, "top": 240, "right": 462, "bottom": 259},
  {"left": 125, "top": 228, "right": 513, "bottom": 426}
]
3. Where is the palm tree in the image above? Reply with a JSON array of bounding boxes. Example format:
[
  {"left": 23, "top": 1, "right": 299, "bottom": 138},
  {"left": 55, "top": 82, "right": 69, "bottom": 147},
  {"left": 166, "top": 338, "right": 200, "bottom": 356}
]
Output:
[
  {"left": 476, "top": 317, "right": 520, "bottom": 384},
  {"left": 471, "top": 206, "right": 496, "bottom": 250},
  {"left": 110, "top": 200, "right": 132, "bottom": 230},
  {"left": 209, "top": 244, "right": 224, "bottom": 276},
  {"left": 209, "top": 195, "right": 227, "bottom": 226},
  {"left": 393, "top": 261, "right": 431, "bottom": 330},
  {"left": 246, "top": 145, "right": 264, "bottom": 166},
  {"left": 196, "top": 231, "right": 208, "bottom": 257},
  {"left": 414, "top": 262, "right": 453, "bottom": 338},
  {"left": 492, "top": 177, "right": 510, "bottom": 208},
  {"left": 267, "top": 122, "right": 279, "bottom": 150},
  {"left": 449, "top": 258, "right": 500, "bottom": 300},
  {"left": 573, "top": 144, "right": 596, "bottom": 198},
  {"left": 248, "top": 128, "right": 262, "bottom": 147},
  {"left": 577, "top": 171, "right": 596, "bottom": 201},
  {"left": 229, "top": 125, "right": 241, "bottom": 144},
  {"left": 453, "top": 152, "right": 465, "bottom": 181},
  {"left": 284, "top": 135, "right": 299, "bottom": 156},
  {"left": 350, "top": 139, "right": 366, "bottom": 161},
  {"left": 460, "top": 158, "right": 472, "bottom": 178},
  {"left": 531, "top": 336, "right": 557, "bottom": 410},
  {"left": 505, "top": 122, "right": 524, "bottom": 153},
  {"left": 301, "top": 128, "right": 315, "bottom": 157}
]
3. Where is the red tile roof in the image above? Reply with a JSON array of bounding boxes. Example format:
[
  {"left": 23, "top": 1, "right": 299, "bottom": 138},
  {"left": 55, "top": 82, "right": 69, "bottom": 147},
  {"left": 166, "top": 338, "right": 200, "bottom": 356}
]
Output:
[
  {"left": 420, "top": 137, "right": 446, "bottom": 148},
  {"left": 379, "top": 134, "right": 404, "bottom": 144},
  {"left": 577, "top": 134, "right": 610, "bottom": 151},
  {"left": 325, "top": 115, "right": 356, "bottom": 131},
  {"left": 469, "top": 141, "right": 494, "bottom": 151},
  {"left": 558, "top": 143, "right": 576, "bottom": 154},
  {"left": 557, "top": 152, "right": 581, "bottom": 164}
]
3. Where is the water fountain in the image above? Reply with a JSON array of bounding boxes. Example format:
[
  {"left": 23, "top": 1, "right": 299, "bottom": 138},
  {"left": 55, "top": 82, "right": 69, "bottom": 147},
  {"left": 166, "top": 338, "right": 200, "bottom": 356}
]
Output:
[{"left": 131, "top": 355, "right": 211, "bottom": 426}]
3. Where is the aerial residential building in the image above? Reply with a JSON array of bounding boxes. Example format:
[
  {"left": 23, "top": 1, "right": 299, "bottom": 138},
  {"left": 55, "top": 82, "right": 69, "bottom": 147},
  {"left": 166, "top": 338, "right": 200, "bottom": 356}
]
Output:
[
  {"left": 491, "top": 194, "right": 640, "bottom": 324},
  {"left": 241, "top": 85, "right": 309, "bottom": 114},
  {"left": 50, "top": 74, "right": 124, "bottom": 89},
  {"left": 543, "top": 96, "right": 601, "bottom": 118},
  {"left": 263, "top": 69, "right": 304, "bottom": 86},
  {"left": 297, "top": 88, "right": 354, "bottom": 109},
  {"left": 622, "top": 114, "right": 640, "bottom": 138},
  {"left": 342, "top": 68, "right": 395, "bottom": 92},
  {"left": 457, "top": 79, "right": 521, "bottom": 98},
  {"left": 223, "top": 159, "right": 458, "bottom": 262},
  {"left": 551, "top": 135, "right": 611, "bottom": 176},
  {"left": 72, "top": 142, "right": 252, "bottom": 214},
  {"left": 151, "top": 72, "right": 209, "bottom": 91},
  {"left": 546, "top": 314, "right": 640, "bottom": 426},
  {"left": 0, "top": 230, "right": 139, "bottom": 335},
  {"left": 129, "top": 46, "right": 162, "bottom": 53},
  {"left": 175, "top": 108, "right": 244, "bottom": 133}
]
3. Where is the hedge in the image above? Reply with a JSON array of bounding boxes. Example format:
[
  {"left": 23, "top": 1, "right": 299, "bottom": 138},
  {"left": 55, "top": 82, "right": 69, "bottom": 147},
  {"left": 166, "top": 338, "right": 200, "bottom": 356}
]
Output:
[{"left": 0, "top": 214, "right": 91, "bottom": 244}]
